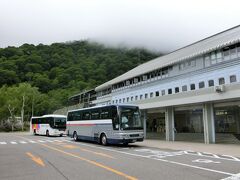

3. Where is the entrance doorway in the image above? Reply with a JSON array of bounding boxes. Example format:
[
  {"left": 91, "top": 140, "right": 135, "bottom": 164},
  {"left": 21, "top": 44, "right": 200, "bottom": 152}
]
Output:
[
  {"left": 146, "top": 112, "right": 165, "bottom": 140},
  {"left": 174, "top": 108, "right": 204, "bottom": 142},
  {"left": 214, "top": 105, "right": 240, "bottom": 144}
]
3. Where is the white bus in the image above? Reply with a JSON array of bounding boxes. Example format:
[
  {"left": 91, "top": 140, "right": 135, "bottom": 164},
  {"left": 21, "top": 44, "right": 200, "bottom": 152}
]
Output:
[
  {"left": 67, "top": 105, "right": 144, "bottom": 145},
  {"left": 30, "top": 114, "right": 67, "bottom": 136}
]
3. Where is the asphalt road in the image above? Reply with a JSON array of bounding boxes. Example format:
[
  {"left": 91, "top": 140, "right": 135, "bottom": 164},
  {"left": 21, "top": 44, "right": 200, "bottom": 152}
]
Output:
[{"left": 0, "top": 133, "right": 240, "bottom": 180}]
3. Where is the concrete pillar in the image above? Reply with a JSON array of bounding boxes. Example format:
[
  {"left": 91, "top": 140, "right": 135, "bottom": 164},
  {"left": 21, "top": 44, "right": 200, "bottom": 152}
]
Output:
[
  {"left": 165, "top": 107, "right": 175, "bottom": 141},
  {"left": 142, "top": 110, "right": 147, "bottom": 139},
  {"left": 235, "top": 108, "right": 240, "bottom": 134},
  {"left": 203, "top": 103, "right": 215, "bottom": 144}
]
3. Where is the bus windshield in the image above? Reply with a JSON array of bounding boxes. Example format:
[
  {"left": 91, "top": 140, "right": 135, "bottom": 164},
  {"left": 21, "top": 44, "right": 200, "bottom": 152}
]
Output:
[
  {"left": 54, "top": 118, "right": 66, "bottom": 128},
  {"left": 119, "top": 106, "right": 143, "bottom": 130}
]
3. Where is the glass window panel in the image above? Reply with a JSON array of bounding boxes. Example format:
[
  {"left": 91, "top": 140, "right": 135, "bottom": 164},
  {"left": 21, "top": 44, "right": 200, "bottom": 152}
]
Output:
[
  {"left": 135, "top": 96, "right": 138, "bottom": 100},
  {"left": 175, "top": 87, "right": 179, "bottom": 93},
  {"left": 168, "top": 89, "right": 172, "bottom": 94},
  {"left": 219, "top": 77, "right": 225, "bottom": 85},
  {"left": 211, "top": 52, "right": 216, "bottom": 59},
  {"left": 223, "top": 50, "right": 230, "bottom": 60},
  {"left": 199, "top": 81, "right": 205, "bottom": 89},
  {"left": 208, "top": 80, "right": 214, "bottom": 87},
  {"left": 150, "top": 92, "right": 153, "bottom": 98},
  {"left": 161, "top": 90, "right": 165, "bottom": 96},
  {"left": 182, "top": 85, "right": 187, "bottom": 92},
  {"left": 230, "top": 48, "right": 237, "bottom": 59},
  {"left": 230, "top": 75, "right": 237, "bottom": 83},
  {"left": 190, "top": 84, "right": 195, "bottom": 90},
  {"left": 145, "top": 93, "right": 148, "bottom": 99}
]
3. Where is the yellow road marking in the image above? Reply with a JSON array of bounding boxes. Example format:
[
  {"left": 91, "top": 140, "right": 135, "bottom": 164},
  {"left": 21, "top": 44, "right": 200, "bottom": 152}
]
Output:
[
  {"left": 62, "top": 144, "right": 78, "bottom": 149},
  {"left": 40, "top": 143, "right": 137, "bottom": 180},
  {"left": 26, "top": 152, "right": 45, "bottom": 167},
  {"left": 16, "top": 135, "right": 137, "bottom": 180},
  {"left": 79, "top": 148, "right": 116, "bottom": 159}
]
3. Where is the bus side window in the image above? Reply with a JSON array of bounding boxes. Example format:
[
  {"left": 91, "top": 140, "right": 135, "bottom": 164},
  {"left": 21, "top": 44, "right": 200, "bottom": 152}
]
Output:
[
  {"left": 100, "top": 108, "right": 110, "bottom": 119},
  {"left": 82, "top": 111, "right": 90, "bottom": 120},
  {"left": 73, "top": 111, "right": 81, "bottom": 121},
  {"left": 91, "top": 109, "right": 100, "bottom": 120},
  {"left": 38, "top": 118, "right": 42, "bottom": 124},
  {"left": 32, "top": 118, "right": 36, "bottom": 124},
  {"left": 49, "top": 117, "right": 54, "bottom": 127},
  {"left": 111, "top": 106, "right": 119, "bottom": 130},
  {"left": 42, "top": 118, "right": 46, "bottom": 124},
  {"left": 68, "top": 112, "right": 73, "bottom": 121}
]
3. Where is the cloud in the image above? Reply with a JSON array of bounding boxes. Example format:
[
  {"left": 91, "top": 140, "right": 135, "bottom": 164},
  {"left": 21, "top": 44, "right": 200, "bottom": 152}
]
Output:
[{"left": 0, "top": 0, "right": 239, "bottom": 52}]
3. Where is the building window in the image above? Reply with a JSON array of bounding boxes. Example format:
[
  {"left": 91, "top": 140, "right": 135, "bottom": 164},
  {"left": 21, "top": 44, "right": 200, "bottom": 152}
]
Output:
[
  {"left": 145, "top": 93, "right": 148, "bottom": 99},
  {"left": 116, "top": 100, "right": 118, "bottom": 104},
  {"left": 155, "top": 91, "right": 159, "bottom": 97},
  {"left": 219, "top": 77, "right": 225, "bottom": 85},
  {"left": 230, "top": 75, "right": 237, "bottom": 83},
  {"left": 127, "top": 97, "right": 129, "bottom": 102},
  {"left": 112, "top": 100, "right": 114, "bottom": 104},
  {"left": 140, "top": 95, "right": 143, "bottom": 100},
  {"left": 131, "top": 96, "right": 133, "bottom": 101},
  {"left": 199, "top": 81, "right": 205, "bottom": 89},
  {"left": 208, "top": 80, "right": 214, "bottom": 87},
  {"left": 135, "top": 96, "right": 138, "bottom": 101},
  {"left": 150, "top": 92, "right": 154, "bottom": 98},
  {"left": 123, "top": 98, "right": 125, "bottom": 103},
  {"left": 204, "top": 54, "right": 211, "bottom": 67},
  {"left": 190, "top": 84, "right": 195, "bottom": 90},
  {"left": 161, "top": 90, "right": 165, "bottom": 96},
  {"left": 237, "top": 46, "right": 240, "bottom": 57},
  {"left": 168, "top": 89, "right": 172, "bottom": 95},
  {"left": 175, "top": 87, "right": 179, "bottom": 93},
  {"left": 119, "top": 99, "right": 121, "bottom": 103},
  {"left": 223, "top": 49, "right": 230, "bottom": 61},
  {"left": 182, "top": 85, "right": 187, "bottom": 92},
  {"left": 230, "top": 47, "right": 237, "bottom": 59}
]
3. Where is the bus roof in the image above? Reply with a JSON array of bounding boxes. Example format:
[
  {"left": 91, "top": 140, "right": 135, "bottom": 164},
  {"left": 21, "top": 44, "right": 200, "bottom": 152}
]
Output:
[
  {"left": 31, "top": 114, "right": 66, "bottom": 119},
  {"left": 67, "top": 104, "right": 139, "bottom": 113}
]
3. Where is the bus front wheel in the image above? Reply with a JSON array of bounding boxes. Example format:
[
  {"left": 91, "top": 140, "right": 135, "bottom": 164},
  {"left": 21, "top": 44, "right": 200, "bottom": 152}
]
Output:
[
  {"left": 73, "top": 132, "right": 78, "bottom": 141},
  {"left": 101, "top": 134, "right": 107, "bottom": 146},
  {"left": 46, "top": 130, "right": 49, "bottom": 137}
]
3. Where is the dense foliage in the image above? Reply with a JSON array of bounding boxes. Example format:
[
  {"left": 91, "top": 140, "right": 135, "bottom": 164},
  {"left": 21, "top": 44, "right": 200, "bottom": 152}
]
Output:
[{"left": 0, "top": 41, "right": 160, "bottom": 129}]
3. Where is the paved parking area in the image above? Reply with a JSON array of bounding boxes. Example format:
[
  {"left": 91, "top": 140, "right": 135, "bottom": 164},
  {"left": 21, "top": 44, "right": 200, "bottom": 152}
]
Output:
[{"left": 0, "top": 133, "right": 240, "bottom": 180}]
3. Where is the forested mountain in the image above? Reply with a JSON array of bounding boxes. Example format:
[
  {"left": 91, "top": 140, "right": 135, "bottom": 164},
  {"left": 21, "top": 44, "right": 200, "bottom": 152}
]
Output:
[{"left": 0, "top": 41, "right": 160, "bottom": 127}]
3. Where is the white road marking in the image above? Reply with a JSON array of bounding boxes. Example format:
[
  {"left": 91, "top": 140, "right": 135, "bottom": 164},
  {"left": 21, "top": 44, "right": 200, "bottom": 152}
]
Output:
[
  {"left": 221, "top": 155, "right": 240, "bottom": 162},
  {"left": 29, "top": 140, "right": 36, "bottom": 143},
  {"left": 53, "top": 140, "right": 62, "bottom": 142},
  {"left": 0, "top": 142, "right": 7, "bottom": 145},
  {"left": 184, "top": 151, "right": 240, "bottom": 162},
  {"left": 221, "top": 173, "right": 240, "bottom": 180},
  {"left": 38, "top": 140, "right": 46, "bottom": 143},
  {"left": 192, "top": 159, "right": 220, "bottom": 164},
  {"left": 64, "top": 140, "right": 235, "bottom": 176},
  {"left": 19, "top": 141, "right": 27, "bottom": 144},
  {"left": 45, "top": 140, "right": 54, "bottom": 142},
  {"left": 10, "top": 141, "right": 17, "bottom": 144}
]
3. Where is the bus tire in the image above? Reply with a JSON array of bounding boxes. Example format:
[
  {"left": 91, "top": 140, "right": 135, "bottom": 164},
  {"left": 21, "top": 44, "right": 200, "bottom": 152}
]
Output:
[
  {"left": 100, "top": 134, "right": 107, "bottom": 146},
  {"left": 46, "top": 130, "right": 49, "bottom": 137},
  {"left": 73, "top": 131, "right": 78, "bottom": 141}
]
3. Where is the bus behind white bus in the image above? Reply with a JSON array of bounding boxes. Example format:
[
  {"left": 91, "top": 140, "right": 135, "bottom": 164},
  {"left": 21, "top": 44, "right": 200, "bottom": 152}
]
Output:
[
  {"left": 67, "top": 105, "right": 144, "bottom": 145},
  {"left": 30, "top": 114, "right": 67, "bottom": 136}
]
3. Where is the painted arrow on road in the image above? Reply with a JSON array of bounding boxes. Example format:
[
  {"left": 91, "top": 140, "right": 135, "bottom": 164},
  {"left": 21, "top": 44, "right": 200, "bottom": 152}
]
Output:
[{"left": 26, "top": 152, "right": 45, "bottom": 167}]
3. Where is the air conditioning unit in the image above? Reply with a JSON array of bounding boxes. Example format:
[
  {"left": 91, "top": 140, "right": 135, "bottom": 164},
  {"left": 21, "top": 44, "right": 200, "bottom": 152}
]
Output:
[{"left": 214, "top": 85, "right": 225, "bottom": 93}]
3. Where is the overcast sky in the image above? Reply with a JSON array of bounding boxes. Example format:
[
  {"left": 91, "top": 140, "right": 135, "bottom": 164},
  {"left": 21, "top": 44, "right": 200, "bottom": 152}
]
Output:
[{"left": 0, "top": 0, "right": 240, "bottom": 52}]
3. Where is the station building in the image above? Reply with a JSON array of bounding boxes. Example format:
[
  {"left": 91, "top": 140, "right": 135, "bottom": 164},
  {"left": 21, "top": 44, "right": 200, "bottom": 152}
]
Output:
[{"left": 92, "top": 26, "right": 240, "bottom": 144}]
